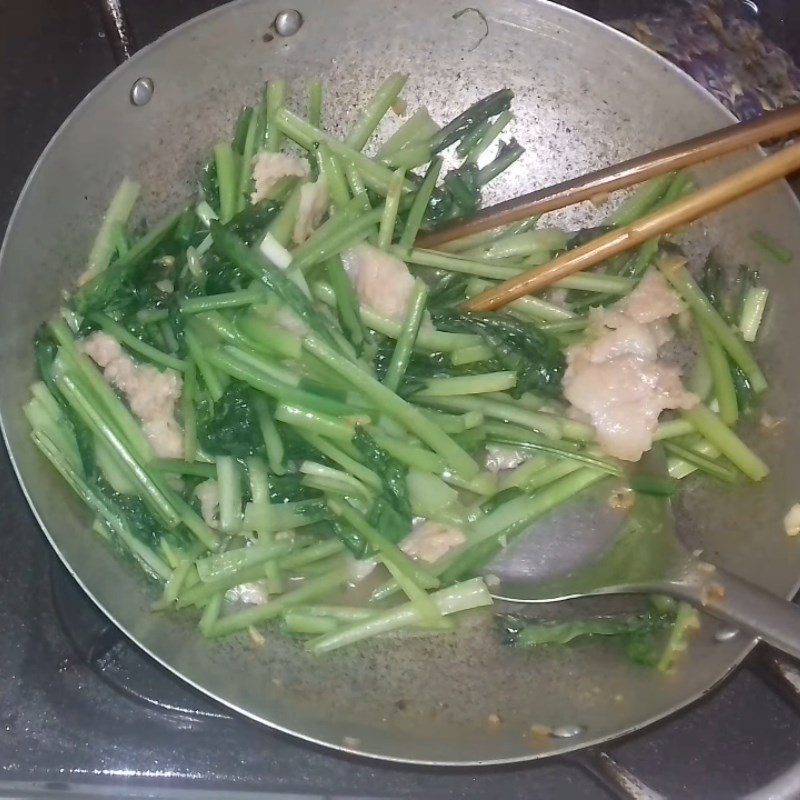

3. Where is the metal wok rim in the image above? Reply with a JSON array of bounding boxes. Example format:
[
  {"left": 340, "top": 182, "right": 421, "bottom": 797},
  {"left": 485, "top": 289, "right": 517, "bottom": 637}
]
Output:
[{"left": 1, "top": 0, "right": 797, "bottom": 766}]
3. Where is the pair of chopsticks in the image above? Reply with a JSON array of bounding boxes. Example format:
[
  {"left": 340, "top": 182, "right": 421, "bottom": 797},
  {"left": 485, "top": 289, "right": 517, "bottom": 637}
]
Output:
[{"left": 414, "top": 104, "right": 800, "bottom": 312}]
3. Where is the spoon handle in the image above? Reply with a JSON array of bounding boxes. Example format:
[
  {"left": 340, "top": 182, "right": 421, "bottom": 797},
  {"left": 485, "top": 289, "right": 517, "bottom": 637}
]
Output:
[{"left": 672, "top": 560, "right": 800, "bottom": 661}]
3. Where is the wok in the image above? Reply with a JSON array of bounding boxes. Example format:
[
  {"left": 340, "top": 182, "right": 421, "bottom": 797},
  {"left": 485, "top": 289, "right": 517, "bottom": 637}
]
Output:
[{"left": 2, "top": 0, "right": 800, "bottom": 766}]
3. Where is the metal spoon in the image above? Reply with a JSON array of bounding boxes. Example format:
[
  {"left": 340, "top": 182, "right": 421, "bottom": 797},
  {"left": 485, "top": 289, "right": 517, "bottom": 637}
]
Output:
[{"left": 486, "top": 476, "right": 800, "bottom": 661}]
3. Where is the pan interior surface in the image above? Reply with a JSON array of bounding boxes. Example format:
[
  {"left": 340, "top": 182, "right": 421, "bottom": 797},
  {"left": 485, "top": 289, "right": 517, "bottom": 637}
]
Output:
[{"left": 2, "top": 0, "right": 800, "bottom": 765}]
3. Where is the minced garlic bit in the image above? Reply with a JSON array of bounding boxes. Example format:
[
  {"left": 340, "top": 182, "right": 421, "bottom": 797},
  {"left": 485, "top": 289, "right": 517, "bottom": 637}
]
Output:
[
  {"left": 760, "top": 412, "right": 785, "bottom": 434},
  {"left": 784, "top": 503, "right": 800, "bottom": 536},
  {"left": 658, "top": 252, "right": 687, "bottom": 279},
  {"left": 248, "top": 626, "right": 266, "bottom": 648},
  {"left": 608, "top": 487, "right": 635, "bottom": 511},
  {"left": 705, "top": 582, "right": 725, "bottom": 602}
]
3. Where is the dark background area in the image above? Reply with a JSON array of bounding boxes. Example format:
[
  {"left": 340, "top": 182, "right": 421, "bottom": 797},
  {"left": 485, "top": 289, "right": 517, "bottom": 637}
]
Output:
[{"left": 2, "top": 2, "right": 800, "bottom": 798}]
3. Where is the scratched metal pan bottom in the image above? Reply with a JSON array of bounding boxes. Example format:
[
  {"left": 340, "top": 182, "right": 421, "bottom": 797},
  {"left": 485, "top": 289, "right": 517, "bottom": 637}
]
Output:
[{"left": 2, "top": 0, "right": 800, "bottom": 765}]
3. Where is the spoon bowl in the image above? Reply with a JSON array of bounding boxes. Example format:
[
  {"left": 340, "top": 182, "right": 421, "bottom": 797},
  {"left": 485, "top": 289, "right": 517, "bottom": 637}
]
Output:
[{"left": 486, "top": 471, "right": 800, "bottom": 661}]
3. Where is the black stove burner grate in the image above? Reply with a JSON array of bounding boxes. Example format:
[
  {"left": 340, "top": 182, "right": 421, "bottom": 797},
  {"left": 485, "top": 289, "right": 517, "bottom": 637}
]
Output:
[
  {"left": 46, "top": 548, "right": 800, "bottom": 798},
  {"left": 50, "top": 560, "right": 232, "bottom": 723}
]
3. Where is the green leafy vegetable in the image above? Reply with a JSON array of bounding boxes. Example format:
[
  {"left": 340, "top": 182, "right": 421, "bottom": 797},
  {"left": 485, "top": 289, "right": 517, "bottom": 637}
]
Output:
[
  {"left": 331, "top": 516, "right": 368, "bottom": 558},
  {"left": 34, "top": 324, "right": 61, "bottom": 396},
  {"left": 75, "top": 210, "right": 185, "bottom": 315},
  {"left": 114, "top": 491, "right": 172, "bottom": 551},
  {"left": 199, "top": 158, "right": 220, "bottom": 213},
  {"left": 429, "top": 88, "right": 514, "bottom": 153},
  {"left": 210, "top": 222, "right": 342, "bottom": 351},
  {"left": 353, "top": 427, "right": 412, "bottom": 543},
  {"left": 197, "top": 384, "right": 264, "bottom": 458},
  {"left": 657, "top": 602, "right": 700, "bottom": 672},
  {"left": 24, "top": 74, "right": 769, "bottom": 667},
  {"left": 499, "top": 608, "right": 674, "bottom": 667},
  {"left": 432, "top": 312, "right": 565, "bottom": 398},
  {"left": 225, "top": 198, "right": 282, "bottom": 245},
  {"left": 476, "top": 138, "right": 523, "bottom": 186}
]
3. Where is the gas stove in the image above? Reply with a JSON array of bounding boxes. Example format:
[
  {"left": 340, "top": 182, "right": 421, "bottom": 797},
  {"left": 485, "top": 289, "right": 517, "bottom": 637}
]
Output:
[{"left": 3, "top": 1, "right": 800, "bottom": 797}]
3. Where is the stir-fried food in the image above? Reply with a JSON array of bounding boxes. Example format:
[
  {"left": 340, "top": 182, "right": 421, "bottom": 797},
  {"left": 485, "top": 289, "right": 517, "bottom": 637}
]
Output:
[{"left": 25, "top": 75, "right": 771, "bottom": 667}]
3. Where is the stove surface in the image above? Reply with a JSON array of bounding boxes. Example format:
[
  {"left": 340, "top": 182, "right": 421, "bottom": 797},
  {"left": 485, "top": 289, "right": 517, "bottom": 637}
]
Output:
[{"left": 2, "top": 1, "right": 800, "bottom": 798}]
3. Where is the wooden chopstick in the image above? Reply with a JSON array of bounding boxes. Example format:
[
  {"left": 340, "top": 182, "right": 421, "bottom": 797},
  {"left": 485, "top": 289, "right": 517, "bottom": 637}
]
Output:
[
  {"left": 417, "top": 103, "right": 800, "bottom": 249},
  {"left": 465, "top": 140, "right": 800, "bottom": 312}
]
